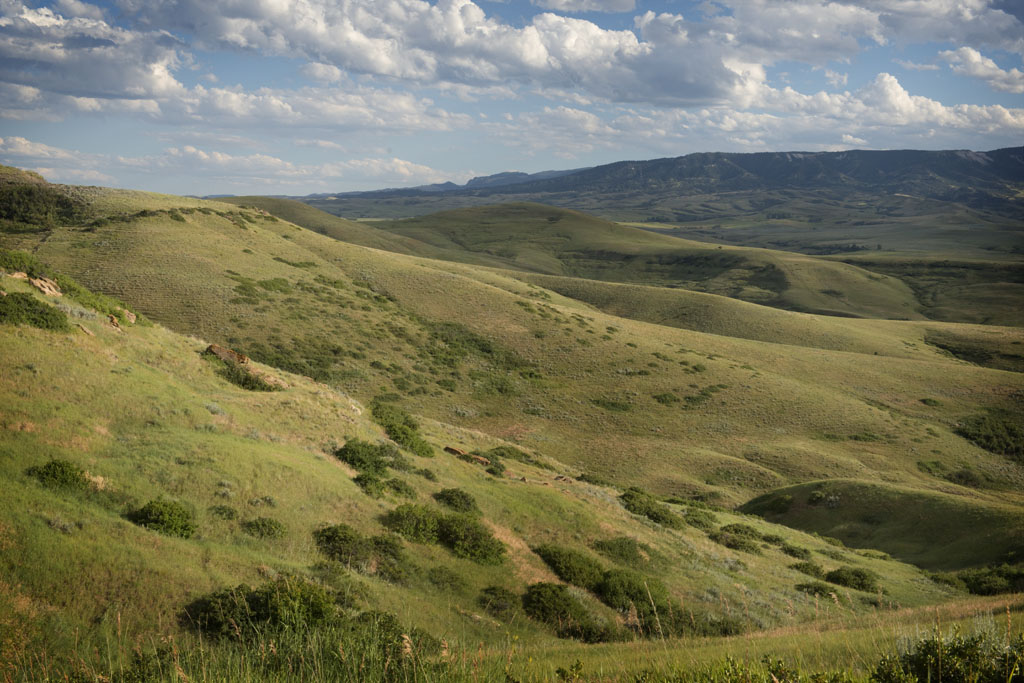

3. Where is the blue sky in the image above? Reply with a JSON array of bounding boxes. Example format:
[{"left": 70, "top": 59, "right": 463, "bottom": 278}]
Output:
[{"left": 0, "top": 0, "right": 1022, "bottom": 195}]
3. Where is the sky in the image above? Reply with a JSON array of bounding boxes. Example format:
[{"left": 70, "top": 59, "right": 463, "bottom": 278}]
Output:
[{"left": 0, "top": 0, "right": 1022, "bottom": 196}]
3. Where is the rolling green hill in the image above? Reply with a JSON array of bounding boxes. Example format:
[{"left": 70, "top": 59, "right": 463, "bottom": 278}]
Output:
[{"left": 2, "top": 168, "right": 1023, "bottom": 680}]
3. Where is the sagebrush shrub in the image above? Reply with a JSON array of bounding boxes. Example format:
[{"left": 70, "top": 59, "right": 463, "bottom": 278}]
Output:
[
  {"left": 27, "top": 459, "right": 89, "bottom": 491},
  {"left": 533, "top": 544, "right": 604, "bottom": 591},
  {"left": 437, "top": 514, "right": 505, "bottom": 564},
  {"left": 825, "top": 566, "right": 878, "bottom": 592},
  {"left": 242, "top": 517, "right": 286, "bottom": 539},
  {"left": 131, "top": 499, "right": 197, "bottom": 538},
  {"left": 433, "top": 487, "right": 479, "bottom": 513},
  {"left": 381, "top": 504, "right": 442, "bottom": 543}
]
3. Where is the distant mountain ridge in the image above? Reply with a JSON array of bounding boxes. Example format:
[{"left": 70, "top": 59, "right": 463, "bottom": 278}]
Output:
[{"left": 313, "top": 148, "right": 1024, "bottom": 203}]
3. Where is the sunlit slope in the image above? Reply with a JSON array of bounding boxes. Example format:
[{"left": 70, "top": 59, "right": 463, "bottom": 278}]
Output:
[
  {"left": 9, "top": 186, "right": 1021, "bottom": 514},
  {"left": 0, "top": 278, "right": 954, "bottom": 668},
  {"left": 375, "top": 203, "right": 923, "bottom": 320},
  {"left": 742, "top": 479, "right": 1024, "bottom": 570}
]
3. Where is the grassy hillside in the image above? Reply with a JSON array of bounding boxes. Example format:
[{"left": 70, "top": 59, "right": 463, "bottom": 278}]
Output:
[
  {"left": 374, "top": 203, "right": 924, "bottom": 320},
  {"left": 2, "top": 168, "right": 1023, "bottom": 679}
]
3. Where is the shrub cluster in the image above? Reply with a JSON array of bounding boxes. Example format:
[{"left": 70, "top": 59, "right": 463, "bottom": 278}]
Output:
[
  {"left": 27, "top": 459, "right": 89, "bottom": 491},
  {"left": 533, "top": 545, "right": 604, "bottom": 592},
  {"left": 184, "top": 575, "right": 335, "bottom": 640},
  {"left": 0, "top": 292, "right": 71, "bottom": 331},
  {"left": 241, "top": 517, "right": 286, "bottom": 539},
  {"left": 708, "top": 523, "right": 764, "bottom": 554},
  {"left": 381, "top": 504, "right": 505, "bottom": 564},
  {"left": 619, "top": 487, "right": 683, "bottom": 529},
  {"left": 872, "top": 629, "right": 1024, "bottom": 683},
  {"left": 931, "top": 565, "right": 1024, "bottom": 595},
  {"left": 592, "top": 536, "right": 650, "bottom": 568},
  {"left": 954, "top": 411, "right": 1023, "bottom": 462},
  {"left": 206, "top": 356, "right": 282, "bottom": 392},
  {"left": 334, "top": 439, "right": 418, "bottom": 499},
  {"left": 432, "top": 488, "right": 479, "bottom": 514},
  {"left": 478, "top": 585, "right": 520, "bottom": 621},
  {"left": 130, "top": 499, "right": 197, "bottom": 538},
  {"left": 825, "top": 566, "right": 878, "bottom": 592},
  {"left": 313, "top": 523, "right": 408, "bottom": 583},
  {"left": 370, "top": 401, "right": 434, "bottom": 458},
  {"left": 521, "top": 583, "right": 612, "bottom": 643}
]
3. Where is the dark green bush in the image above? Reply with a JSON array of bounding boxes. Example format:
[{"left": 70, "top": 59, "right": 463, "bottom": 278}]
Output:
[
  {"left": 954, "top": 411, "right": 1023, "bottom": 462},
  {"left": 433, "top": 487, "right": 479, "bottom": 513},
  {"left": 825, "top": 566, "right": 878, "bottom": 592},
  {"left": 313, "top": 523, "right": 370, "bottom": 567},
  {"left": 522, "top": 582, "right": 606, "bottom": 642},
  {"left": 592, "top": 537, "right": 649, "bottom": 568},
  {"left": 384, "top": 477, "right": 416, "bottom": 498},
  {"left": 683, "top": 507, "right": 718, "bottom": 531},
  {"left": 184, "top": 576, "right": 335, "bottom": 640},
  {"left": 0, "top": 293, "right": 71, "bottom": 331},
  {"left": 533, "top": 545, "right": 605, "bottom": 592},
  {"left": 781, "top": 543, "right": 812, "bottom": 560},
  {"left": 479, "top": 585, "right": 520, "bottom": 621},
  {"left": 334, "top": 439, "right": 392, "bottom": 476},
  {"left": 352, "top": 473, "right": 385, "bottom": 498},
  {"left": 956, "top": 565, "right": 1024, "bottom": 595},
  {"left": 0, "top": 183, "right": 80, "bottom": 229},
  {"left": 426, "top": 566, "right": 465, "bottom": 593},
  {"left": 0, "top": 249, "right": 46, "bottom": 275},
  {"left": 370, "top": 401, "right": 434, "bottom": 457},
  {"left": 209, "top": 505, "right": 237, "bottom": 520},
  {"left": 242, "top": 517, "right": 286, "bottom": 539},
  {"left": 594, "top": 569, "right": 672, "bottom": 637},
  {"left": 131, "top": 500, "right": 197, "bottom": 538},
  {"left": 790, "top": 561, "right": 825, "bottom": 579},
  {"left": 619, "top": 487, "right": 683, "bottom": 529},
  {"left": 27, "top": 459, "right": 89, "bottom": 491},
  {"left": 207, "top": 357, "right": 281, "bottom": 392},
  {"left": 872, "top": 629, "right": 1024, "bottom": 683},
  {"left": 708, "top": 529, "right": 762, "bottom": 554},
  {"left": 481, "top": 445, "right": 554, "bottom": 471},
  {"left": 437, "top": 514, "right": 505, "bottom": 564},
  {"left": 652, "top": 392, "right": 681, "bottom": 405},
  {"left": 381, "top": 504, "right": 442, "bottom": 544}
]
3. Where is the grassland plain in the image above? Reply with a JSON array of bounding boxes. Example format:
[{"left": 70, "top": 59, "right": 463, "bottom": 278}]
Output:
[{"left": 1, "top": 168, "right": 1023, "bottom": 679}]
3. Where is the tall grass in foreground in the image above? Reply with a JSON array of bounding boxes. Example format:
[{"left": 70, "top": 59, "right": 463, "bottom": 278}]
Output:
[{"left": 6, "top": 597, "right": 1022, "bottom": 682}]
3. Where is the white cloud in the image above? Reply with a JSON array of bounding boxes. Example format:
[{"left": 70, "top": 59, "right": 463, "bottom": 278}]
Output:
[
  {"left": 825, "top": 69, "right": 848, "bottom": 87},
  {"left": 894, "top": 58, "right": 940, "bottom": 71},
  {"left": 941, "top": 46, "right": 1024, "bottom": 93},
  {"left": 0, "top": 136, "right": 460, "bottom": 191},
  {"left": 300, "top": 61, "right": 343, "bottom": 83},
  {"left": 530, "top": 0, "right": 635, "bottom": 12}
]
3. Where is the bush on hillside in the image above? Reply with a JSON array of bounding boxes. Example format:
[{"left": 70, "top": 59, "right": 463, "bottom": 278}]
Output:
[
  {"left": 184, "top": 576, "right": 335, "bottom": 640},
  {"left": 334, "top": 439, "right": 392, "bottom": 476},
  {"left": 370, "top": 401, "right": 434, "bottom": 457},
  {"left": 479, "top": 585, "right": 520, "bottom": 621},
  {"left": 381, "top": 504, "right": 442, "bottom": 543},
  {"left": 533, "top": 545, "right": 605, "bottom": 592},
  {"left": 872, "top": 629, "right": 1024, "bottom": 683},
  {"left": 790, "top": 561, "right": 825, "bottom": 579},
  {"left": 954, "top": 412, "right": 1023, "bottom": 463},
  {"left": 131, "top": 499, "right": 197, "bottom": 538},
  {"left": 0, "top": 183, "right": 80, "bottom": 230},
  {"left": 426, "top": 566, "right": 466, "bottom": 593},
  {"left": 956, "top": 565, "right": 1024, "bottom": 595},
  {"left": 0, "top": 293, "right": 71, "bottom": 331},
  {"left": 384, "top": 477, "right": 416, "bottom": 499},
  {"left": 594, "top": 569, "right": 675, "bottom": 637},
  {"left": 437, "top": 514, "right": 505, "bottom": 564},
  {"left": 708, "top": 529, "right": 762, "bottom": 554},
  {"left": 592, "top": 537, "right": 650, "bottom": 568},
  {"left": 313, "top": 523, "right": 371, "bottom": 567},
  {"left": 27, "top": 459, "right": 89, "bottom": 491},
  {"left": 241, "top": 517, "right": 286, "bottom": 539},
  {"left": 619, "top": 487, "right": 683, "bottom": 529},
  {"left": 825, "top": 566, "right": 878, "bottom": 592},
  {"left": 352, "top": 473, "right": 385, "bottom": 498},
  {"left": 432, "top": 487, "right": 479, "bottom": 514},
  {"left": 781, "top": 543, "right": 812, "bottom": 560},
  {"left": 521, "top": 582, "right": 608, "bottom": 642}
]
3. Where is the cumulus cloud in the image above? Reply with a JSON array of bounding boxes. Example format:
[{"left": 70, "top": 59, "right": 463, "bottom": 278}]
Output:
[
  {"left": 0, "top": 136, "right": 460, "bottom": 190},
  {"left": 530, "top": 0, "right": 635, "bottom": 12},
  {"left": 941, "top": 46, "right": 1024, "bottom": 93},
  {"left": 894, "top": 59, "right": 940, "bottom": 71},
  {"left": 0, "top": 3, "right": 185, "bottom": 100}
]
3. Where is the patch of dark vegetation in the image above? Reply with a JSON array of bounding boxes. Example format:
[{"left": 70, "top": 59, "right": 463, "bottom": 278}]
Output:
[
  {"left": 313, "top": 523, "right": 408, "bottom": 583},
  {"left": 0, "top": 292, "right": 71, "bottom": 331},
  {"left": 209, "top": 505, "right": 237, "bottom": 520},
  {"left": 0, "top": 182, "right": 82, "bottom": 232},
  {"left": 954, "top": 410, "right": 1023, "bottom": 462},
  {"left": 370, "top": 400, "right": 434, "bottom": 458},
  {"left": 334, "top": 439, "right": 396, "bottom": 477},
  {"left": 479, "top": 585, "right": 520, "bottom": 621},
  {"left": 203, "top": 355, "right": 282, "bottom": 392},
  {"left": 130, "top": 499, "right": 197, "bottom": 538},
  {"left": 592, "top": 537, "right": 651, "bottom": 568},
  {"left": 872, "top": 629, "right": 1024, "bottom": 683},
  {"left": 576, "top": 471, "right": 614, "bottom": 487},
  {"left": 26, "top": 459, "right": 89, "bottom": 491},
  {"left": 795, "top": 581, "right": 836, "bottom": 598},
  {"left": 521, "top": 582, "right": 613, "bottom": 643},
  {"left": 790, "top": 561, "right": 825, "bottom": 578},
  {"left": 619, "top": 487, "right": 683, "bottom": 529},
  {"left": 380, "top": 504, "right": 505, "bottom": 564},
  {"left": 480, "top": 445, "right": 555, "bottom": 471},
  {"left": 708, "top": 527, "right": 763, "bottom": 554},
  {"left": 241, "top": 517, "right": 286, "bottom": 539},
  {"left": 533, "top": 545, "right": 605, "bottom": 592},
  {"left": 591, "top": 397, "right": 632, "bottom": 412},
  {"left": 426, "top": 321, "right": 529, "bottom": 371},
  {"left": 825, "top": 566, "right": 878, "bottom": 592},
  {"left": 931, "top": 564, "right": 1024, "bottom": 595},
  {"left": 426, "top": 566, "right": 465, "bottom": 593},
  {"left": 432, "top": 488, "right": 479, "bottom": 514}
]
